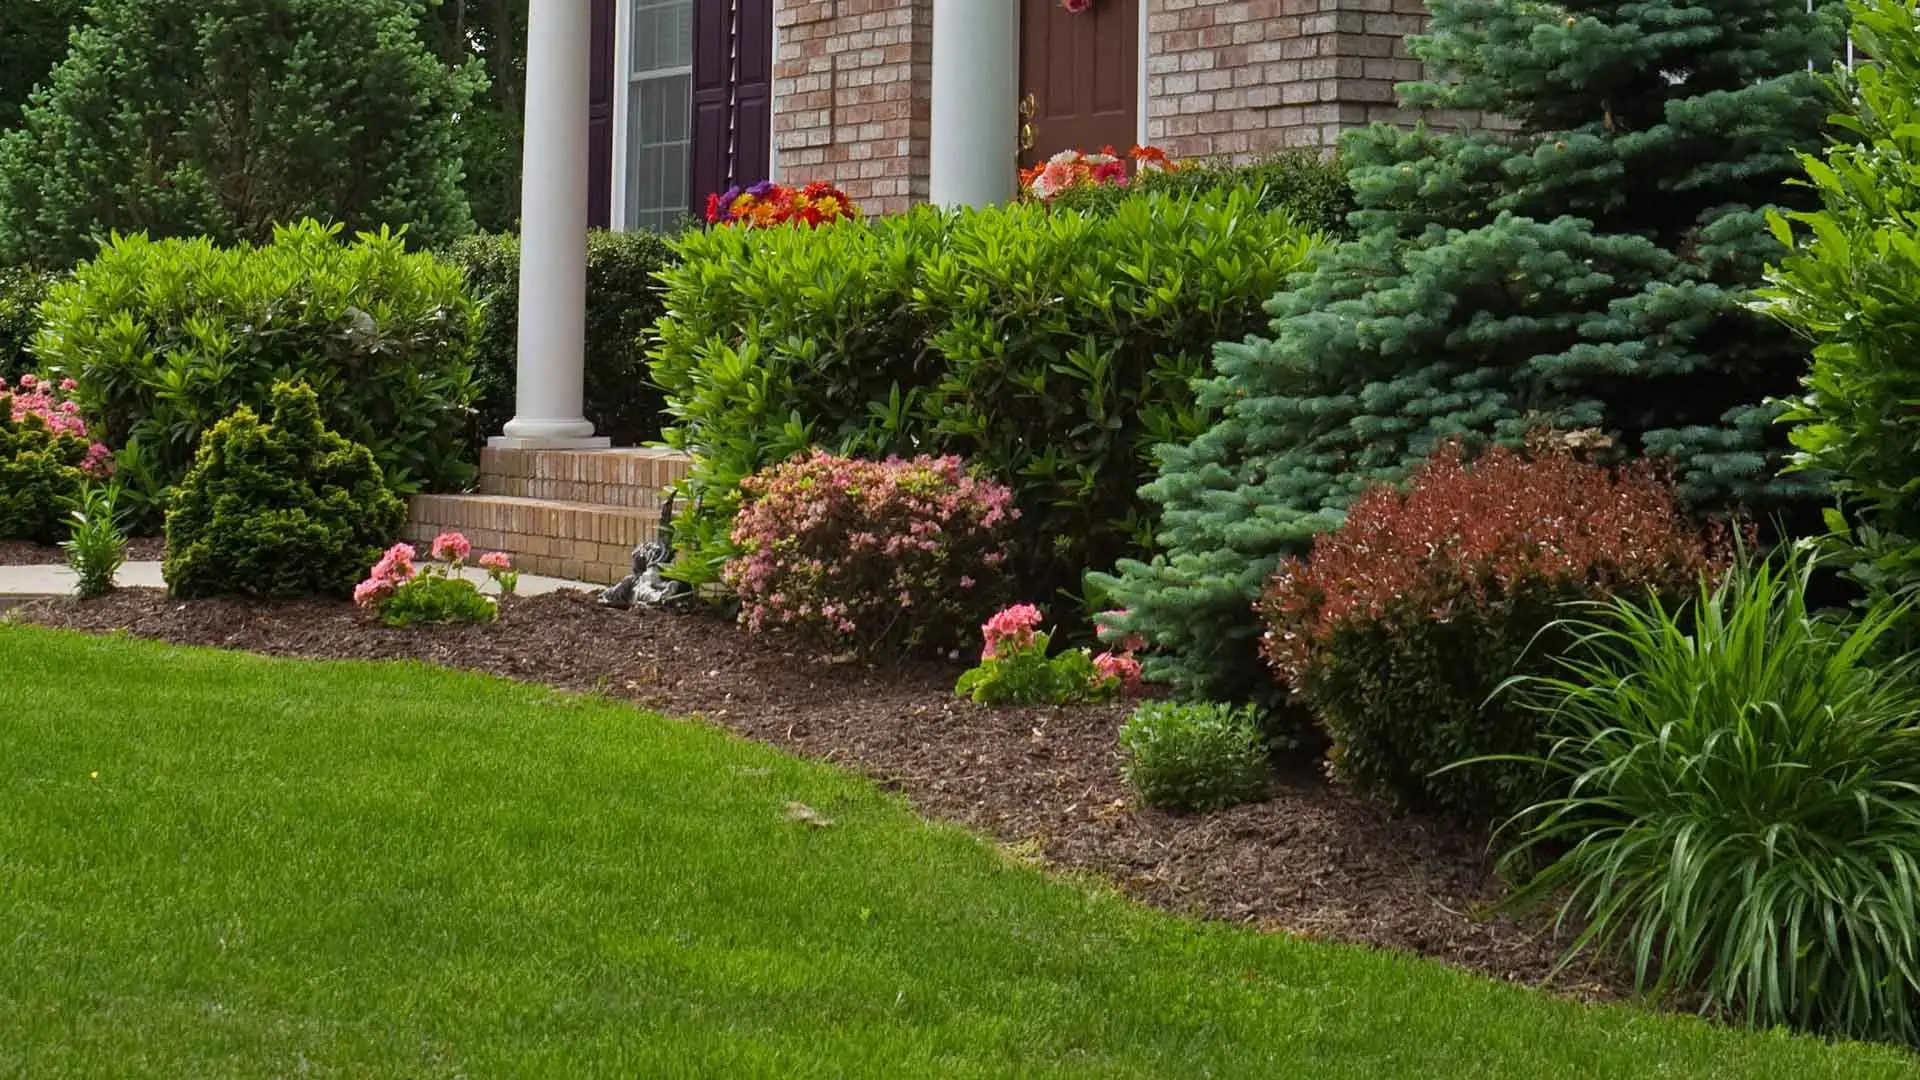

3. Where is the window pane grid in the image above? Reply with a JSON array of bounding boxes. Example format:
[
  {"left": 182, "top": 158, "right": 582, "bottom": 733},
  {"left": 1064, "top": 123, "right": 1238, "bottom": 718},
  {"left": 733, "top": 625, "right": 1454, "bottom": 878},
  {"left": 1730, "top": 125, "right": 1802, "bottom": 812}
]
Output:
[{"left": 623, "top": 0, "right": 694, "bottom": 233}]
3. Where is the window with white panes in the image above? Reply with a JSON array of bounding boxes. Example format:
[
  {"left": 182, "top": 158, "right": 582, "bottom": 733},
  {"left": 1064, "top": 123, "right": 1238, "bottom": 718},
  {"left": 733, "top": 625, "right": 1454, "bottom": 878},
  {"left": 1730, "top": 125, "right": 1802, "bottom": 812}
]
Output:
[{"left": 621, "top": 0, "right": 694, "bottom": 232}]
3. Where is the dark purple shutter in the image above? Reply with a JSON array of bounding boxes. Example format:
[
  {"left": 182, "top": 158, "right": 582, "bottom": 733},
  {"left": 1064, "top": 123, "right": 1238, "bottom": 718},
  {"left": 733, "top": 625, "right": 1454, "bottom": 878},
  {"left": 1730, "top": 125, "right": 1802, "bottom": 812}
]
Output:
[
  {"left": 588, "top": 0, "right": 617, "bottom": 229},
  {"left": 689, "top": 0, "right": 774, "bottom": 214}
]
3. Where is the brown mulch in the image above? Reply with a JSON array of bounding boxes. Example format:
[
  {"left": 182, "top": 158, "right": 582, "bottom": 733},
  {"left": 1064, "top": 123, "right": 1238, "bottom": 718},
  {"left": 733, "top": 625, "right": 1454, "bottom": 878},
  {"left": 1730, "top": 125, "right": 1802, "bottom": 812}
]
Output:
[
  {"left": 0, "top": 537, "right": 166, "bottom": 566},
  {"left": 6, "top": 587, "right": 1615, "bottom": 997}
]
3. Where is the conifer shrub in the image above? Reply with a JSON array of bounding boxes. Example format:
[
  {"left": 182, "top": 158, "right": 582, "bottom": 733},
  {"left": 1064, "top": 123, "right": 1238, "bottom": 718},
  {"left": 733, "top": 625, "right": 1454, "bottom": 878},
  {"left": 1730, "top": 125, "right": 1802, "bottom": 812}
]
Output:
[
  {"left": 0, "top": 267, "right": 56, "bottom": 382},
  {"left": 1257, "top": 438, "right": 1725, "bottom": 821},
  {"left": 654, "top": 188, "right": 1317, "bottom": 606},
  {"left": 1094, "top": 0, "right": 1842, "bottom": 704},
  {"left": 38, "top": 221, "right": 479, "bottom": 510},
  {"left": 0, "top": 0, "right": 477, "bottom": 267},
  {"left": 163, "top": 382, "right": 406, "bottom": 600},
  {"left": 724, "top": 451, "right": 1018, "bottom": 657},
  {"left": 447, "top": 230, "right": 677, "bottom": 450},
  {"left": 1759, "top": 0, "right": 1920, "bottom": 608}
]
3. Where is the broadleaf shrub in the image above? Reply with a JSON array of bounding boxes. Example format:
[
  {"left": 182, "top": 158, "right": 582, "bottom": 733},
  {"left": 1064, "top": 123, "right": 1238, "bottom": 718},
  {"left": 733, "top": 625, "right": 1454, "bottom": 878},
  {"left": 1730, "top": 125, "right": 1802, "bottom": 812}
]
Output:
[
  {"left": 38, "top": 221, "right": 479, "bottom": 510},
  {"left": 1494, "top": 549, "right": 1920, "bottom": 1046},
  {"left": 1758, "top": 0, "right": 1920, "bottom": 608},
  {"left": 163, "top": 382, "right": 406, "bottom": 600},
  {"left": 0, "top": 374, "right": 111, "bottom": 542},
  {"left": 653, "top": 188, "right": 1319, "bottom": 606},
  {"left": 1047, "top": 149, "right": 1354, "bottom": 236},
  {"left": 1258, "top": 437, "right": 1725, "bottom": 821},
  {"left": 1119, "top": 701, "right": 1269, "bottom": 812},
  {"left": 725, "top": 451, "right": 1017, "bottom": 657},
  {"left": 446, "top": 229, "right": 677, "bottom": 450}
]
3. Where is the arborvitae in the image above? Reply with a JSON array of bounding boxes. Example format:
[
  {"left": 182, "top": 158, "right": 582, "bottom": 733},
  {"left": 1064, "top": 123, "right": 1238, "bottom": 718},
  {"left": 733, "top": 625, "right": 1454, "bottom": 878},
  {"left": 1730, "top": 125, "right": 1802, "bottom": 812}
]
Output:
[
  {"left": 0, "top": 0, "right": 479, "bottom": 267},
  {"left": 1093, "top": 0, "right": 1846, "bottom": 703}
]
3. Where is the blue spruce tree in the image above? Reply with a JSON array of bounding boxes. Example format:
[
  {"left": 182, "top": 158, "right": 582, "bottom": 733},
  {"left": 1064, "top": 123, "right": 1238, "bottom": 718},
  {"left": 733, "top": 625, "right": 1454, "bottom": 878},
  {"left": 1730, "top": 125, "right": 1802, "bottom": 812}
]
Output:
[{"left": 1094, "top": 0, "right": 1846, "bottom": 703}]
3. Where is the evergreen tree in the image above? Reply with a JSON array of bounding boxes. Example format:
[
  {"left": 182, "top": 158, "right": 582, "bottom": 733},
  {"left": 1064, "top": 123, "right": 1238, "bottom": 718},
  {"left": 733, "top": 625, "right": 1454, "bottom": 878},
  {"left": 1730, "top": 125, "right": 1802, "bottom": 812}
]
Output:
[
  {"left": 1093, "top": 0, "right": 1846, "bottom": 703},
  {"left": 0, "top": 0, "right": 85, "bottom": 133},
  {"left": 0, "top": 0, "right": 481, "bottom": 267}
]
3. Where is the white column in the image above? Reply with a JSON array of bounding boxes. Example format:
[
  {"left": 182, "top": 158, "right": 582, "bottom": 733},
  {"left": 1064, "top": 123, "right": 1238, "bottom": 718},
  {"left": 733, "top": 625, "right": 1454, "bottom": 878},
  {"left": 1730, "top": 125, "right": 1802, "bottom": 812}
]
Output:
[
  {"left": 496, "top": 0, "right": 608, "bottom": 448},
  {"left": 928, "top": 0, "right": 1019, "bottom": 209}
]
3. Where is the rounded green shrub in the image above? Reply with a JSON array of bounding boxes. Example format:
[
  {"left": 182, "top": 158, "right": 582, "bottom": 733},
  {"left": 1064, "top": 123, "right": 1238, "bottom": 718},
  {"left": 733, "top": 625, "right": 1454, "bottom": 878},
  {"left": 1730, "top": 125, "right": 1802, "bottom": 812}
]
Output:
[
  {"left": 1118, "top": 701, "right": 1269, "bottom": 812},
  {"left": 38, "top": 221, "right": 480, "bottom": 508},
  {"left": 0, "top": 0, "right": 478, "bottom": 267},
  {"left": 164, "top": 381, "right": 406, "bottom": 600}
]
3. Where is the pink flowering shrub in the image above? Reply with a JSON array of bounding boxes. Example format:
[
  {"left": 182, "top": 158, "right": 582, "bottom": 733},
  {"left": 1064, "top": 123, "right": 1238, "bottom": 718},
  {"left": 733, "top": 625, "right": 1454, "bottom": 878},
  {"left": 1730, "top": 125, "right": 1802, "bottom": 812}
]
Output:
[
  {"left": 0, "top": 373, "right": 113, "bottom": 542},
  {"left": 355, "top": 533, "right": 518, "bottom": 627},
  {"left": 724, "top": 450, "right": 1018, "bottom": 656},
  {"left": 955, "top": 603, "right": 1152, "bottom": 706}
]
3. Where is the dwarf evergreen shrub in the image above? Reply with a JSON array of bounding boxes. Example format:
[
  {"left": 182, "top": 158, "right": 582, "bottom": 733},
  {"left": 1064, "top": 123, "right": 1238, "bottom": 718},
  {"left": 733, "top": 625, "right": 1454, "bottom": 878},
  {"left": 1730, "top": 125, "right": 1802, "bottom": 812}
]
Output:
[
  {"left": 164, "top": 382, "right": 405, "bottom": 599},
  {"left": 1094, "top": 0, "right": 1844, "bottom": 703}
]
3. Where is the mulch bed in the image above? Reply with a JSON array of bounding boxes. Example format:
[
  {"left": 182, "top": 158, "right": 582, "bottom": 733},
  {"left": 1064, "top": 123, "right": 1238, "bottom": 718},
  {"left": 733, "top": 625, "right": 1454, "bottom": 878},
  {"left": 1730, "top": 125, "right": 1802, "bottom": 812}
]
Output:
[
  {"left": 7, "top": 587, "right": 1616, "bottom": 997},
  {"left": 0, "top": 537, "right": 166, "bottom": 566}
]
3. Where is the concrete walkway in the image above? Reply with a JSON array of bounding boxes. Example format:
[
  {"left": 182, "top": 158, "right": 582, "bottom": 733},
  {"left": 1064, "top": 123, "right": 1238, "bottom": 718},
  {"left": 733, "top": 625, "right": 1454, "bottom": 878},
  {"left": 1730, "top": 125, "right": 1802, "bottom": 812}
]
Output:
[{"left": 0, "top": 562, "right": 604, "bottom": 602}]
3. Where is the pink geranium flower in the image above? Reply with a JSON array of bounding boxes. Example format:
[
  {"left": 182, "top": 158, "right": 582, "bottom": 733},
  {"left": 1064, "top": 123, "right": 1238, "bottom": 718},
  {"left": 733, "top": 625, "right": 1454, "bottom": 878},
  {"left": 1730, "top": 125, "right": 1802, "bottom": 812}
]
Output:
[
  {"left": 982, "top": 603, "right": 1044, "bottom": 660},
  {"left": 431, "top": 531, "right": 472, "bottom": 565},
  {"left": 478, "top": 551, "right": 512, "bottom": 572}
]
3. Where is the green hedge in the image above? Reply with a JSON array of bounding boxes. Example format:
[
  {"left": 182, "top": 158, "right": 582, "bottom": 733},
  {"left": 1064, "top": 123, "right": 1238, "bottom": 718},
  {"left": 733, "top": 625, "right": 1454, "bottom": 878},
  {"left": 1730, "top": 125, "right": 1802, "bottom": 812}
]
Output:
[
  {"left": 445, "top": 229, "right": 676, "bottom": 450},
  {"left": 35, "top": 221, "right": 478, "bottom": 516},
  {"left": 1047, "top": 151, "right": 1353, "bottom": 236},
  {"left": 651, "top": 187, "right": 1321, "bottom": 609}
]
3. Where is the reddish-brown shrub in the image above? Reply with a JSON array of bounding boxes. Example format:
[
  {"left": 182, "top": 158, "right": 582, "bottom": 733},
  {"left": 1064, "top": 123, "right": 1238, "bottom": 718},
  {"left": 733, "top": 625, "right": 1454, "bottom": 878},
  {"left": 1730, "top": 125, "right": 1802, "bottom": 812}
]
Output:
[{"left": 1257, "top": 437, "right": 1728, "bottom": 820}]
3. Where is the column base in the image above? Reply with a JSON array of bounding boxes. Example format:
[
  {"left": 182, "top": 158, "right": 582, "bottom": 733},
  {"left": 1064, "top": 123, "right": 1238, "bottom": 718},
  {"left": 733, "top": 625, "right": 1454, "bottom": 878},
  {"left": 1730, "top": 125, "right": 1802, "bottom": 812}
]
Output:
[{"left": 487, "top": 434, "right": 613, "bottom": 451}]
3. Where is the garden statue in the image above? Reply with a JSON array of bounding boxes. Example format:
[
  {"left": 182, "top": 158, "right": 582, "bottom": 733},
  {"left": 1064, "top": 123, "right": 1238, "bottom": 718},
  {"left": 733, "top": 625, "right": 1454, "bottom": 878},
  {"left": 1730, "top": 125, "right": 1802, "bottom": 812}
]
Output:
[{"left": 600, "top": 495, "right": 692, "bottom": 611}]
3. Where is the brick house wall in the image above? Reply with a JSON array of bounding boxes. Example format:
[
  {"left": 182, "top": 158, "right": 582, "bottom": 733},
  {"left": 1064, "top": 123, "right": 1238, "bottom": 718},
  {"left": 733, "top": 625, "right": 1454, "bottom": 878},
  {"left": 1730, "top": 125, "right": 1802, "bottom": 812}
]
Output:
[
  {"left": 763, "top": 0, "right": 1477, "bottom": 213},
  {"left": 773, "top": 0, "right": 934, "bottom": 215}
]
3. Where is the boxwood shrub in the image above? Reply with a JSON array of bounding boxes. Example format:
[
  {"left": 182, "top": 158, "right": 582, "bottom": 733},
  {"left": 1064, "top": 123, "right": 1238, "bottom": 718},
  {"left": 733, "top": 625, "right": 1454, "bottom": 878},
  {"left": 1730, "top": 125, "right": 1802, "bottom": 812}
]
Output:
[
  {"left": 35, "top": 220, "right": 479, "bottom": 511},
  {"left": 445, "top": 229, "right": 677, "bottom": 451},
  {"left": 651, "top": 187, "right": 1320, "bottom": 609}
]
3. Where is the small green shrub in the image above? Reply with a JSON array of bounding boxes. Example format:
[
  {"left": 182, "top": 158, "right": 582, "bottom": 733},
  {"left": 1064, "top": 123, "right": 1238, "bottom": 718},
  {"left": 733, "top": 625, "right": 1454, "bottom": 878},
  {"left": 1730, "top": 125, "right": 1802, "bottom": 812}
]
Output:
[
  {"left": 954, "top": 604, "right": 1138, "bottom": 706},
  {"left": 1258, "top": 438, "right": 1724, "bottom": 821},
  {"left": 0, "top": 374, "right": 108, "bottom": 543},
  {"left": 1119, "top": 701, "right": 1269, "bottom": 812},
  {"left": 446, "top": 229, "right": 677, "bottom": 450},
  {"left": 1492, "top": 548, "right": 1920, "bottom": 1046},
  {"left": 61, "top": 482, "right": 127, "bottom": 599},
  {"left": 38, "top": 221, "right": 479, "bottom": 510},
  {"left": 1048, "top": 150, "right": 1354, "bottom": 235},
  {"left": 164, "top": 382, "right": 406, "bottom": 600},
  {"left": 726, "top": 451, "right": 1016, "bottom": 657},
  {"left": 653, "top": 188, "right": 1318, "bottom": 603},
  {"left": 0, "top": 266, "right": 56, "bottom": 382}
]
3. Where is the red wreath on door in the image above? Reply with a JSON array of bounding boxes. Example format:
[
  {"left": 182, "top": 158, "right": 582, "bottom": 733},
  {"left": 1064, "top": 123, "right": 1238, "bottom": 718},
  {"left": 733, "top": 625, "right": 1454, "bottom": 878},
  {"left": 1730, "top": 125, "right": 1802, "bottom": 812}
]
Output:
[{"left": 1061, "top": 0, "right": 1093, "bottom": 11}]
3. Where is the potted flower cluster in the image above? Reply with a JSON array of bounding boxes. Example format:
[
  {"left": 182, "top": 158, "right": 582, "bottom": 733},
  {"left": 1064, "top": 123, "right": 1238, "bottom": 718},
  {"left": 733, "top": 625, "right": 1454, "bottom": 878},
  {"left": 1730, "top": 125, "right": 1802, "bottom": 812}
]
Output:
[
  {"left": 1019, "top": 144, "right": 1178, "bottom": 200},
  {"left": 705, "top": 181, "right": 860, "bottom": 228}
]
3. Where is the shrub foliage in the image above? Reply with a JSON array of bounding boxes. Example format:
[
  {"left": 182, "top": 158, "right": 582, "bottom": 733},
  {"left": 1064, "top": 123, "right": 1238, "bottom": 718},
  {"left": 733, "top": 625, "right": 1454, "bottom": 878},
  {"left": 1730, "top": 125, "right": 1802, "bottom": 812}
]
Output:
[
  {"left": 1094, "top": 0, "right": 1842, "bottom": 703},
  {"left": 1259, "top": 439, "right": 1723, "bottom": 820},
  {"left": 0, "top": 266, "right": 57, "bottom": 383},
  {"left": 0, "top": 0, "right": 477, "bottom": 267},
  {"left": 653, "top": 188, "right": 1317, "bottom": 605},
  {"left": 446, "top": 229, "right": 676, "bottom": 450},
  {"left": 1119, "top": 701, "right": 1270, "bottom": 812},
  {"left": 164, "top": 382, "right": 405, "bottom": 600},
  {"left": 1495, "top": 550, "right": 1920, "bottom": 1046},
  {"left": 725, "top": 451, "right": 1017, "bottom": 657},
  {"left": 1048, "top": 150, "right": 1354, "bottom": 236},
  {"left": 39, "top": 221, "right": 479, "bottom": 507}
]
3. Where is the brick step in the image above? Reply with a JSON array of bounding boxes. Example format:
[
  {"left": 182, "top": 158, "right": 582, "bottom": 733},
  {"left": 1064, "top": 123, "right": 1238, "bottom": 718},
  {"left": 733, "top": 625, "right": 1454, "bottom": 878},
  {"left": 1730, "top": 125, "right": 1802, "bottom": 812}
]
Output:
[
  {"left": 479, "top": 446, "right": 691, "bottom": 508},
  {"left": 405, "top": 493, "right": 664, "bottom": 586}
]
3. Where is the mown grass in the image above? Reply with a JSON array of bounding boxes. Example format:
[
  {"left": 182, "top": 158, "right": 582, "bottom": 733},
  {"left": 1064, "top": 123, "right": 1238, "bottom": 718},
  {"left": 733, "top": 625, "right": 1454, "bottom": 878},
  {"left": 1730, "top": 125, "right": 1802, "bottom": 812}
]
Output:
[{"left": 1, "top": 626, "right": 1915, "bottom": 1078}]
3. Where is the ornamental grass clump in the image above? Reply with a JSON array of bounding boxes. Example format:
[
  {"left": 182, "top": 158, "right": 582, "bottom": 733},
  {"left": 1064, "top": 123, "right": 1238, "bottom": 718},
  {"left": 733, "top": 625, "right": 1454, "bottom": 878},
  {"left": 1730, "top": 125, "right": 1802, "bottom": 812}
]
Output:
[
  {"left": 1258, "top": 437, "right": 1725, "bottom": 821},
  {"left": 354, "top": 531, "right": 516, "bottom": 628},
  {"left": 725, "top": 451, "right": 1016, "bottom": 657},
  {"left": 1492, "top": 549, "right": 1920, "bottom": 1047}
]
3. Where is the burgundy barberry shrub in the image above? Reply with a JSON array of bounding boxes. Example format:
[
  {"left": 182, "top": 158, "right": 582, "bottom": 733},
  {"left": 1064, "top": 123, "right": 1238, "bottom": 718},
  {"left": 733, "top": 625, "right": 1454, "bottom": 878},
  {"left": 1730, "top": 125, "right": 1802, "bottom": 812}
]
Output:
[
  {"left": 725, "top": 450, "right": 1017, "bottom": 656},
  {"left": 1257, "top": 438, "right": 1727, "bottom": 821}
]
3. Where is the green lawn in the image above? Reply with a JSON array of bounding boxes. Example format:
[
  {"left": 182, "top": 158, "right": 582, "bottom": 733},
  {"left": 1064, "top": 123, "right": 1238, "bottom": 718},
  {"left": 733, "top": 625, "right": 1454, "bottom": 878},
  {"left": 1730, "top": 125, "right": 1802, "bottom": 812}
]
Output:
[{"left": 1, "top": 627, "right": 1914, "bottom": 1078}]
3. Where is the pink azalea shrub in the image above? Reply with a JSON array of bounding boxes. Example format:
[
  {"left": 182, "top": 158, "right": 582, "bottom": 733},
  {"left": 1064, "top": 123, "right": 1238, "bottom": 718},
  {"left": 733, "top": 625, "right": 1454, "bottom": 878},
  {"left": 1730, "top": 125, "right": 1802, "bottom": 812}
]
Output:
[
  {"left": 0, "top": 373, "right": 114, "bottom": 541},
  {"left": 956, "top": 603, "right": 1154, "bottom": 706},
  {"left": 724, "top": 450, "right": 1018, "bottom": 656},
  {"left": 354, "top": 533, "right": 518, "bottom": 627}
]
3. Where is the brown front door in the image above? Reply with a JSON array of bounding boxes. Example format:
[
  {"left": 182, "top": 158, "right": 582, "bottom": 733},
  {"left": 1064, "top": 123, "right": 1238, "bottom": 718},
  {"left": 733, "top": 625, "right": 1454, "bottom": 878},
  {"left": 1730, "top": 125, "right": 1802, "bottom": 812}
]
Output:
[{"left": 1018, "top": 0, "right": 1140, "bottom": 167}]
